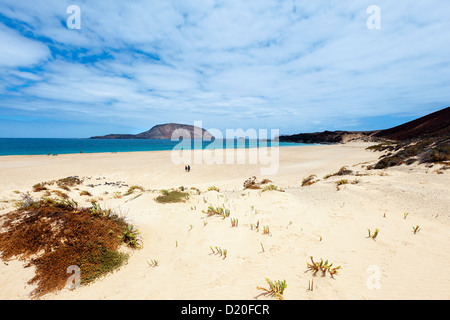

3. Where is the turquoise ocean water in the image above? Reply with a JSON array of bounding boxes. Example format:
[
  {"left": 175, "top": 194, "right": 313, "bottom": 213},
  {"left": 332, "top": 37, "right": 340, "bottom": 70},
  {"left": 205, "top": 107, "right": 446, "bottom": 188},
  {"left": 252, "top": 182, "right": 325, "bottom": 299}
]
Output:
[{"left": 0, "top": 138, "right": 308, "bottom": 156}]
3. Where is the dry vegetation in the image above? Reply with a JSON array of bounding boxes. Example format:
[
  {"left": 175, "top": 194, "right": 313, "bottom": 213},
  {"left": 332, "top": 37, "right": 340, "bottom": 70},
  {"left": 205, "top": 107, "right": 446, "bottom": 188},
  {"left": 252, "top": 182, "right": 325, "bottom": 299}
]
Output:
[
  {"left": 366, "top": 137, "right": 450, "bottom": 170},
  {"left": 323, "top": 166, "right": 353, "bottom": 179},
  {"left": 243, "top": 176, "right": 272, "bottom": 189},
  {"left": 124, "top": 185, "right": 145, "bottom": 196},
  {"left": 301, "top": 174, "right": 317, "bottom": 186},
  {"left": 32, "top": 176, "right": 83, "bottom": 193},
  {"left": 0, "top": 195, "right": 141, "bottom": 298}
]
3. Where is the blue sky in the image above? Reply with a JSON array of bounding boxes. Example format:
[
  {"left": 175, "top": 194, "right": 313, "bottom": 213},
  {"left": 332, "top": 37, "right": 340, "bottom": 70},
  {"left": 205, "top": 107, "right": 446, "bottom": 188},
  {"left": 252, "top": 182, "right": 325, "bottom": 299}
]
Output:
[{"left": 0, "top": 0, "right": 449, "bottom": 138}]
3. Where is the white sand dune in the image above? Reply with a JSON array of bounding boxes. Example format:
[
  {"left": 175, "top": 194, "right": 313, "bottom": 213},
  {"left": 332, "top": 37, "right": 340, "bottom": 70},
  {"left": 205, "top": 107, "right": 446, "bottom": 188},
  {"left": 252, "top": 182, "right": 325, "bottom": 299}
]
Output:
[{"left": 0, "top": 142, "right": 449, "bottom": 300}]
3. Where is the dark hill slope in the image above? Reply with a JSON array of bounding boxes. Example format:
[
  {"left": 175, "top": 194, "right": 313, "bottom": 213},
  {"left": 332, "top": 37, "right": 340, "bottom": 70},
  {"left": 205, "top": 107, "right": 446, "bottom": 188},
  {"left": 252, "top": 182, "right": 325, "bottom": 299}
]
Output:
[
  {"left": 279, "top": 107, "right": 449, "bottom": 169},
  {"left": 374, "top": 107, "right": 450, "bottom": 141},
  {"left": 279, "top": 107, "right": 450, "bottom": 143}
]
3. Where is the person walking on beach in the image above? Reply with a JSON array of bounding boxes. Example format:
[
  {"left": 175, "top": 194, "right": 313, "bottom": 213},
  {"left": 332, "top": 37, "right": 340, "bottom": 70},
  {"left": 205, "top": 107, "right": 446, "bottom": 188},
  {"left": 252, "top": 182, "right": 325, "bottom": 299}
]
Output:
[{"left": 187, "top": 165, "right": 190, "bottom": 172}]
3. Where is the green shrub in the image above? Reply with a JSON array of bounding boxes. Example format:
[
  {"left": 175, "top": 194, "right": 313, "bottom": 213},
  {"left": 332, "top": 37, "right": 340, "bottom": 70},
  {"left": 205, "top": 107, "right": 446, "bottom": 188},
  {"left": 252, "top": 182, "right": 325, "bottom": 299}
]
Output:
[
  {"left": 78, "top": 247, "right": 129, "bottom": 285},
  {"left": 155, "top": 190, "right": 189, "bottom": 203}
]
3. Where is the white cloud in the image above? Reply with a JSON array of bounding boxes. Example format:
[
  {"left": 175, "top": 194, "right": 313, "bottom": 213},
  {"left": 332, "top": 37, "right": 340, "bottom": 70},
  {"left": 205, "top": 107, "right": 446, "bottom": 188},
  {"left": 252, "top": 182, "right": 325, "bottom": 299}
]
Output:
[
  {"left": 0, "top": 24, "right": 50, "bottom": 67},
  {"left": 1, "top": 0, "right": 450, "bottom": 136}
]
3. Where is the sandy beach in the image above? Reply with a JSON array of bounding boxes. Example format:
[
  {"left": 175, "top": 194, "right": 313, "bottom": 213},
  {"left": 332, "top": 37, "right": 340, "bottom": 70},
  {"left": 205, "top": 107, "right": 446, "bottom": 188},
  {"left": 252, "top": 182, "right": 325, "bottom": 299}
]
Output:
[{"left": 0, "top": 142, "right": 449, "bottom": 300}]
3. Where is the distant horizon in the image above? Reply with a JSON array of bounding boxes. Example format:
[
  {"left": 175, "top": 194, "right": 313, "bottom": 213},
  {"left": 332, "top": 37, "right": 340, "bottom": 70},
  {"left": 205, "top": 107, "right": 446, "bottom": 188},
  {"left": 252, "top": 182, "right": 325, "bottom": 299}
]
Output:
[
  {"left": 1, "top": 1, "right": 450, "bottom": 138},
  {"left": 0, "top": 135, "right": 308, "bottom": 156},
  {"left": 0, "top": 105, "right": 447, "bottom": 139}
]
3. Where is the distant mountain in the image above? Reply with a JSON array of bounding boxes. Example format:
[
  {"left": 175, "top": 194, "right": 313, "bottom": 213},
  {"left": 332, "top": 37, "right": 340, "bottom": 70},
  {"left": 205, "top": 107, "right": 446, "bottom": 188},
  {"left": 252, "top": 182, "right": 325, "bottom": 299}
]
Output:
[
  {"left": 279, "top": 107, "right": 450, "bottom": 143},
  {"left": 90, "top": 123, "right": 215, "bottom": 140}
]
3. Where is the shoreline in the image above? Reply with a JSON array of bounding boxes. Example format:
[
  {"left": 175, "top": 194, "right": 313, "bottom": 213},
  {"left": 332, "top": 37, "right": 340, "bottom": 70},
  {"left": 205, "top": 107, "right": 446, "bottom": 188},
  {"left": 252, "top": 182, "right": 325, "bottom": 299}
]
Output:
[
  {"left": 0, "top": 142, "right": 311, "bottom": 158},
  {"left": 0, "top": 142, "right": 356, "bottom": 159}
]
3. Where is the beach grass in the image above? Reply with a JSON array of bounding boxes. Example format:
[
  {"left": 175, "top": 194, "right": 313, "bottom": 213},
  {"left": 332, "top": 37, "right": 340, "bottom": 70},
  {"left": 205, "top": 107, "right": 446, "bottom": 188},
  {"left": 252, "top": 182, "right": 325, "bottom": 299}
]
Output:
[
  {"left": 202, "top": 205, "right": 230, "bottom": 219},
  {"left": 324, "top": 166, "right": 353, "bottom": 180},
  {"left": 124, "top": 185, "right": 145, "bottom": 196},
  {"left": 79, "top": 190, "right": 92, "bottom": 196},
  {"left": 155, "top": 190, "right": 189, "bottom": 203}
]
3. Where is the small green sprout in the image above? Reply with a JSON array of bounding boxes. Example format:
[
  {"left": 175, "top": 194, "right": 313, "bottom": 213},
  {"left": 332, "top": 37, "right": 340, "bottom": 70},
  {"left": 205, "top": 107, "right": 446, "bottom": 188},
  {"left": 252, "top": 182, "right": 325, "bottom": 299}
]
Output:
[
  {"left": 210, "top": 246, "right": 227, "bottom": 259},
  {"left": 367, "top": 228, "right": 379, "bottom": 240},
  {"left": 257, "top": 278, "right": 287, "bottom": 300},
  {"left": 306, "top": 256, "right": 341, "bottom": 277},
  {"left": 202, "top": 205, "right": 230, "bottom": 219},
  {"left": 147, "top": 259, "right": 158, "bottom": 267}
]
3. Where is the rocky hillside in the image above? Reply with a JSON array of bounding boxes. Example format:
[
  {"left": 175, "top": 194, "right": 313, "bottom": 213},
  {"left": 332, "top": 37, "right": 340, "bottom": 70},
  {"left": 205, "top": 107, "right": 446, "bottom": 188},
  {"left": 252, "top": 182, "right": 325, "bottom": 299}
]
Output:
[
  {"left": 279, "top": 107, "right": 449, "bottom": 144},
  {"left": 279, "top": 107, "right": 450, "bottom": 169},
  {"left": 278, "top": 130, "right": 373, "bottom": 144},
  {"left": 373, "top": 107, "right": 450, "bottom": 141}
]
